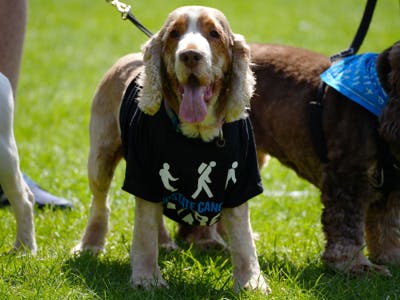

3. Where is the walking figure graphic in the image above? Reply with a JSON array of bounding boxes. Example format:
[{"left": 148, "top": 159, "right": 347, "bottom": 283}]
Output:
[
  {"left": 159, "top": 162, "right": 179, "bottom": 192},
  {"left": 225, "top": 161, "right": 238, "bottom": 189},
  {"left": 192, "top": 161, "right": 216, "bottom": 199}
]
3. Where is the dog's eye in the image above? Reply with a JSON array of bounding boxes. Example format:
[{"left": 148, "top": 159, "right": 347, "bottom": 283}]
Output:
[
  {"left": 170, "top": 30, "right": 180, "bottom": 39},
  {"left": 209, "top": 30, "right": 220, "bottom": 39}
]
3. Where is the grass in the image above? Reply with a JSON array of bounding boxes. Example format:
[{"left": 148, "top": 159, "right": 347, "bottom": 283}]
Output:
[{"left": 0, "top": 0, "right": 399, "bottom": 299}]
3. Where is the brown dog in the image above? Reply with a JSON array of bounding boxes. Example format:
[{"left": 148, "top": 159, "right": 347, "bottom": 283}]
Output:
[
  {"left": 72, "top": 6, "right": 269, "bottom": 293},
  {"left": 249, "top": 42, "right": 400, "bottom": 275},
  {"left": 183, "top": 42, "right": 400, "bottom": 275}
]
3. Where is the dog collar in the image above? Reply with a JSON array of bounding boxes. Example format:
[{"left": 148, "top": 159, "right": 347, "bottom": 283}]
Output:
[
  {"left": 320, "top": 53, "right": 388, "bottom": 116},
  {"left": 163, "top": 100, "right": 182, "bottom": 133}
]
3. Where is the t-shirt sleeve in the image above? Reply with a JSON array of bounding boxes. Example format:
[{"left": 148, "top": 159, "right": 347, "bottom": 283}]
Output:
[
  {"left": 223, "top": 118, "right": 263, "bottom": 208},
  {"left": 121, "top": 109, "right": 163, "bottom": 203}
]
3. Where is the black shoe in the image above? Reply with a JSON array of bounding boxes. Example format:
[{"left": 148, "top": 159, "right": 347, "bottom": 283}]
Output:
[
  {"left": 0, "top": 185, "right": 7, "bottom": 208},
  {"left": 0, "top": 174, "right": 73, "bottom": 209}
]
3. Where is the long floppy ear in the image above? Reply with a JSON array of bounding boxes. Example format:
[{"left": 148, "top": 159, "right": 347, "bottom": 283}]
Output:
[
  {"left": 224, "top": 34, "right": 256, "bottom": 122},
  {"left": 379, "top": 42, "right": 400, "bottom": 146},
  {"left": 137, "top": 32, "right": 163, "bottom": 115}
]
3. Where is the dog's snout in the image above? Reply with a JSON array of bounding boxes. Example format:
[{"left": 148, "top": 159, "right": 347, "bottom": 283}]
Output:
[{"left": 179, "top": 50, "right": 204, "bottom": 67}]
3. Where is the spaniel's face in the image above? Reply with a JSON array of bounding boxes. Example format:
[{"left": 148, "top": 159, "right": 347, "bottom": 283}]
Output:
[
  {"left": 162, "top": 7, "right": 232, "bottom": 124},
  {"left": 138, "top": 6, "right": 255, "bottom": 141}
]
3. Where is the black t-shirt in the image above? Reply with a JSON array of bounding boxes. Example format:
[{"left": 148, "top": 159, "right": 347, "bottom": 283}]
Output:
[{"left": 120, "top": 79, "right": 263, "bottom": 226}]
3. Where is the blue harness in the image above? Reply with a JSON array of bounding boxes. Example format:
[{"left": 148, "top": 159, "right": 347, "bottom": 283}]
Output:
[{"left": 320, "top": 53, "right": 388, "bottom": 116}]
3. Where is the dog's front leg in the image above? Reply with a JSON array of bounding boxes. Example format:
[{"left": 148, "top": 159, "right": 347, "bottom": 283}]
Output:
[
  {"left": 5, "top": 174, "right": 36, "bottom": 254},
  {"left": 0, "top": 73, "right": 36, "bottom": 254},
  {"left": 321, "top": 167, "right": 391, "bottom": 276},
  {"left": 222, "top": 203, "right": 270, "bottom": 294},
  {"left": 131, "top": 197, "right": 166, "bottom": 288},
  {"left": 365, "top": 190, "right": 400, "bottom": 266}
]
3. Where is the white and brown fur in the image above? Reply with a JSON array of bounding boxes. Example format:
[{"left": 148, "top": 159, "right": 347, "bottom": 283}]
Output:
[
  {"left": 72, "top": 6, "right": 269, "bottom": 293},
  {"left": 0, "top": 72, "right": 36, "bottom": 254}
]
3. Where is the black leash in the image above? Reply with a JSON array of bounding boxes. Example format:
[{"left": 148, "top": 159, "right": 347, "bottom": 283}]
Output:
[
  {"left": 107, "top": 0, "right": 153, "bottom": 38},
  {"left": 309, "top": 0, "right": 378, "bottom": 163},
  {"left": 330, "top": 0, "right": 377, "bottom": 62}
]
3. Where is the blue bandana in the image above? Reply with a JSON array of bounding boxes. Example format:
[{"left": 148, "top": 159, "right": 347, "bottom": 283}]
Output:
[{"left": 320, "top": 53, "right": 388, "bottom": 116}]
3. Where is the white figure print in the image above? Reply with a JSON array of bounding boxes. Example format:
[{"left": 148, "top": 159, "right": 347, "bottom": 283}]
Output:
[
  {"left": 159, "top": 162, "right": 179, "bottom": 192},
  {"left": 182, "top": 213, "right": 194, "bottom": 225},
  {"left": 225, "top": 161, "right": 238, "bottom": 189},
  {"left": 194, "top": 211, "right": 209, "bottom": 226},
  {"left": 209, "top": 213, "right": 221, "bottom": 226},
  {"left": 192, "top": 161, "right": 216, "bottom": 199}
]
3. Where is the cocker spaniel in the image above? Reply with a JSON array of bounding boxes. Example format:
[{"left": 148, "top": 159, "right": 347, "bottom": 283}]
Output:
[
  {"left": 182, "top": 41, "right": 400, "bottom": 276},
  {"left": 72, "top": 6, "right": 269, "bottom": 293},
  {"left": 0, "top": 72, "right": 36, "bottom": 254}
]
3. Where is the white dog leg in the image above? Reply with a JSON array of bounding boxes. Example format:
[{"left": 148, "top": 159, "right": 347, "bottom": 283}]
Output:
[
  {"left": 222, "top": 203, "right": 270, "bottom": 294},
  {"left": 0, "top": 72, "right": 36, "bottom": 254},
  {"left": 131, "top": 197, "right": 166, "bottom": 288}
]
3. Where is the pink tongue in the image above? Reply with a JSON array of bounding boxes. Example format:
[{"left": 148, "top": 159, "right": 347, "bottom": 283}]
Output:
[{"left": 179, "top": 85, "right": 208, "bottom": 123}]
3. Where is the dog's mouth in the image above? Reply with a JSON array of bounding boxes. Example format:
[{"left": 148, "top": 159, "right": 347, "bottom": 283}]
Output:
[{"left": 178, "top": 75, "right": 213, "bottom": 124}]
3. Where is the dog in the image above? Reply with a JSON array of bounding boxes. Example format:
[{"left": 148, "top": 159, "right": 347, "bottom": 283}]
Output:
[
  {"left": 0, "top": 72, "right": 36, "bottom": 254},
  {"left": 181, "top": 42, "right": 400, "bottom": 276},
  {"left": 72, "top": 6, "right": 269, "bottom": 293}
]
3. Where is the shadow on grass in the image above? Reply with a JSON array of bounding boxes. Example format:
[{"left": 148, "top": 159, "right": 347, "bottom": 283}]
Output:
[
  {"left": 260, "top": 254, "right": 400, "bottom": 299},
  {"left": 62, "top": 248, "right": 240, "bottom": 300}
]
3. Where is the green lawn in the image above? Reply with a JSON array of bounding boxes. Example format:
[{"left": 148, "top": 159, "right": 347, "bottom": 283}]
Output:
[{"left": 1, "top": 0, "right": 399, "bottom": 299}]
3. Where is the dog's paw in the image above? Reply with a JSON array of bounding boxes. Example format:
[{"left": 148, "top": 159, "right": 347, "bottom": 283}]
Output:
[
  {"left": 131, "top": 275, "right": 168, "bottom": 289},
  {"left": 371, "top": 249, "right": 400, "bottom": 267},
  {"left": 12, "top": 230, "right": 37, "bottom": 255},
  {"left": 323, "top": 244, "right": 392, "bottom": 276},
  {"left": 159, "top": 240, "right": 179, "bottom": 252},
  {"left": 70, "top": 243, "right": 104, "bottom": 256},
  {"left": 348, "top": 262, "right": 391, "bottom": 277},
  {"left": 193, "top": 238, "right": 227, "bottom": 251},
  {"left": 326, "top": 255, "right": 392, "bottom": 276},
  {"left": 234, "top": 273, "right": 271, "bottom": 295},
  {"left": 9, "top": 241, "right": 37, "bottom": 256}
]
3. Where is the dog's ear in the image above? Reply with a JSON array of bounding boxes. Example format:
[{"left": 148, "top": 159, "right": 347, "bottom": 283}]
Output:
[
  {"left": 137, "top": 32, "right": 163, "bottom": 115},
  {"left": 224, "top": 34, "right": 256, "bottom": 122},
  {"left": 379, "top": 42, "right": 400, "bottom": 147},
  {"left": 388, "top": 41, "right": 400, "bottom": 93}
]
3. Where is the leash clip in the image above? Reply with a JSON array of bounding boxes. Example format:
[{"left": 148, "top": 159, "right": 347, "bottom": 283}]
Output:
[
  {"left": 106, "top": 0, "right": 153, "bottom": 38},
  {"left": 107, "top": 0, "right": 131, "bottom": 19},
  {"left": 330, "top": 48, "right": 355, "bottom": 62}
]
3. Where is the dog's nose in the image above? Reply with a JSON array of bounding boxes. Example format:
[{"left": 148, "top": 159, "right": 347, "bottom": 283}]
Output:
[{"left": 179, "top": 49, "right": 204, "bottom": 68}]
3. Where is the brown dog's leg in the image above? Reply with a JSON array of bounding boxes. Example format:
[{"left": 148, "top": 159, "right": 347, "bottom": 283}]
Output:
[
  {"left": 177, "top": 224, "right": 226, "bottom": 251},
  {"left": 320, "top": 167, "right": 390, "bottom": 275},
  {"left": 158, "top": 218, "right": 179, "bottom": 251},
  {"left": 365, "top": 191, "right": 400, "bottom": 266},
  {"left": 131, "top": 197, "right": 166, "bottom": 288}
]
